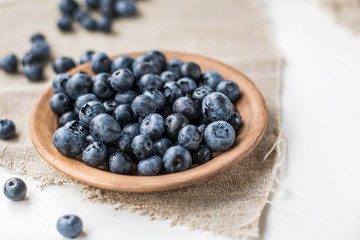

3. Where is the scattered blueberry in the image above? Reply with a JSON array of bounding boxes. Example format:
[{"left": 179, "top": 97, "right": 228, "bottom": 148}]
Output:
[
  {"left": 163, "top": 146, "right": 192, "bottom": 173},
  {"left": 180, "top": 62, "right": 201, "bottom": 81},
  {"left": 82, "top": 141, "right": 108, "bottom": 167},
  {"left": 56, "top": 214, "right": 83, "bottom": 239},
  {"left": 131, "top": 94, "right": 156, "bottom": 118},
  {"left": 66, "top": 72, "right": 93, "bottom": 99},
  {"left": 57, "top": 15, "right": 73, "bottom": 31},
  {"left": 115, "top": 0, "right": 137, "bottom": 17},
  {"left": 0, "top": 119, "right": 16, "bottom": 140},
  {"left": 89, "top": 113, "right": 121, "bottom": 143},
  {"left": 81, "top": 16, "right": 98, "bottom": 31},
  {"left": 138, "top": 155, "right": 162, "bottom": 176},
  {"left": 50, "top": 92, "right": 73, "bottom": 115},
  {"left": 0, "top": 54, "right": 18, "bottom": 73},
  {"left": 53, "top": 57, "right": 76, "bottom": 74},
  {"left": 140, "top": 113, "right": 165, "bottom": 140},
  {"left": 204, "top": 121, "right": 235, "bottom": 152},
  {"left": 111, "top": 56, "right": 134, "bottom": 73},
  {"left": 79, "top": 50, "right": 95, "bottom": 64},
  {"left": 192, "top": 145, "right": 212, "bottom": 165},
  {"left": 3, "top": 178, "right": 27, "bottom": 201},
  {"left": 53, "top": 73, "right": 71, "bottom": 93},
  {"left": 108, "top": 151, "right": 133, "bottom": 175},
  {"left": 100, "top": 0, "right": 116, "bottom": 18},
  {"left": 91, "top": 52, "right": 111, "bottom": 74},
  {"left": 200, "top": 70, "right": 223, "bottom": 90},
  {"left": 98, "top": 16, "right": 112, "bottom": 33},
  {"left": 110, "top": 69, "right": 134, "bottom": 91},
  {"left": 85, "top": 0, "right": 100, "bottom": 9},
  {"left": 59, "top": 0, "right": 79, "bottom": 16},
  {"left": 164, "top": 113, "right": 189, "bottom": 140},
  {"left": 178, "top": 125, "right": 203, "bottom": 150},
  {"left": 30, "top": 41, "right": 50, "bottom": 61},
  {"left": 30, "top": 33, "right": 45, "bottom": 43},
  {"left": 216, "top": 80, "right": 241, "bottom": 102},
  {"left": 131, "top": 135, "right": 154, "bottom": 159},
  {"left": 173, "top": 95, "right": 202, "bottom": 122},
  {"left": 74, "top": 10, "right": 88, "bottom": 22},
  {"left": 79, "top": 101, "right": 106, "bottom": 127},
  {"left": 22, "top": 52, "right": 38, "bottom": 66},
  {"left": 202, "top": 92, "right": 234, "bottom": 121},
  {"left": 154, "top": 137, "right": 172, "bottom": 157},
  {"left": 23, "top": 63, "right": 43, "bottom": 81}
]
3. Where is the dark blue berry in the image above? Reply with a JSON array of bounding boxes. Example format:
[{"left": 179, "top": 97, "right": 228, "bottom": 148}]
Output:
[
  {"left": 22, "top": 52, "right": 38, "bottom": 66},
  {"left": 91, "top": 52, "right": 111, "bottom": 74},
  {"left": 0, "top": 119, "right": 16, "bottom": 140},
  {"left": 138, "top": 73, "right": 163, "bottom": 93},
  {"left": 59, "top": 0, "right": 79, "bottom": 16},
  {"left": 79, "top": 101, "right": 106, "bottom": 127},
  {"left": 204, "top": 121, "right": 235, "bottom": 152},
  {"left": 59, "top": 111, "right": 78, "bottom": 127},
  {"left": 3, "top": 178, "right": 26, "bottom": 201},
  {"left": 53, "top": 57, "right": 76, "bottom": 74},
  {"left": 75, "top": 93, "right": 99, "bottom": 114},
  {"left": 114, "top": 104, "right": 136, "bottom": 126},
  {"left": 114, "top": 90, "right": 138, "bottom": 105},
  {"left": 116, "top": 134, "right": 133, "bottom": 154},
  {"left": 160, "top": 71, "right": 178, "bottom": 85},
  {"left": 74, "top": 10, "right": 88, "bottom": 22},
  {"left": 148, "top": 50, "right": 166, "bottom": 70},
  {"left": 178, "top": 125, "right": 203, "bottom": 150},
  {"left": 66, "top": 72, "right": 93, "bottom": 99},
  {"left": 0, "top": 54, "right": 18, "bottom": 73},
  {"left": 56, "top": 215, "right": 83, "bottom": 238},
  {"left": 57, "top": 15, "right": 73, "bottom": 31},
  {"left": 180, "top": 62, "right": 201, "bottom": 81},
  {"left": 177, "top": 77, "right": 197, "bottom": 94},
  {"left": 192, "top": 145, "right": 212, "bottom": 165},
  {"left": 30, "top": 33, "right": 45, "bottom": 43},
  {"left": 227, "top": 112, "right": 242, "bottom": 131},
  {"left": 82, "top": 141, "right": 108, "bottom": 167},
  {"left": 111, "top": 56, "right": 134, "bottom": 73},
  {"left": 162, "top": 81, "right": 183, "bottom": 104},
  {"left": 103, "top": 99, "right": 118, "bottom": 114},
  {"left": 154, "top": 137, "right": 172, "bottom": 157},
  {"left": 192, "top": 86, "right": 213, "bottom": 104},
  {"left": 131, "top": 135, "right": 154, "bottom": 159},
  {"left": 53, "top": 73, "right": 70, "bottom": 94},
  {"left": 92, "top": 72, "right": 110, "bottom": 83},
  {"left": 132, "top": 54, "right": 161, "bottom": 79},
  {"left": 98, "top": 16, "right": 112, "bottom": 33},
  {"left": 166, "top": 58, "right": 183, "bottom": 77},
  {"left": 197, "top": 124, "right": 206, "bottom": 134},
  {"left": 81, "top": 16, "right": 98, "bottom": 31},
  {"left": 138, "top": 155, "right": 162, "bottom": 176},
  {"left": 202, "top": 92, "right": 233, "bottom": 121},
  {"left": 163, "top": 146, "right": 192, "bottom": 173},
  {"left": 92, "top": 74, "right": 114, "bottom": 99},
  {"left": 100, "top": 0, "right": 116, "bottom": 18},
  {"left": 140, "top": 113, "right": 165, "bottom": 140},
  {"left": 30, "top": 41, "right": 50, "bottom": 61},
  {"left": 143, "top": 89, "right": 166, "bottom": 112},
  {"left": 86, "top": 134, "right": 96, "bottom": 143},
  {"left": 79, "top": 50, "right": 95, "bottom": 64},
  {"left": 110, "top": 69, "right": 134, "bottom": 91},
  {"left": 121, "top": 123, "right": 140, "bottom": 139},
  {"left": 216, "top": 80, "right": 241, "bottom": 102},
  {"left": 172, "top": 95, "right": 201, "bottom": 122},
  {"left": 108, "top": 152, "right": 133, "bottom": 175},
  {"left": 85, "top": 0, "right": 100, "bottom": 9},
  {"left": 89, "top": 113, "right": 121, "bottom": 143},
  {"left": 50, "top": 93, "right": 73, "bottom": 115},
  {"left": 200, "top": 70, "right": 223, "bottom": 90},
  {"left": 115, "top": 0, "right": 137, "bottom": 17},
  {"left": 131, "top": 94, "right": 156, "bottom": 118},
  {"left": 23, "top": 63, "right": 43, "bottom": 81},
  {"left": 164, "top": 113, "right": 189, "bottom": 140}
]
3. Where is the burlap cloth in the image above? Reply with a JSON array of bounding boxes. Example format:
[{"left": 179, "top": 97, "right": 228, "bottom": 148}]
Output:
[{"left": 0, "top": 0, "right": 285, "bottom": 239}]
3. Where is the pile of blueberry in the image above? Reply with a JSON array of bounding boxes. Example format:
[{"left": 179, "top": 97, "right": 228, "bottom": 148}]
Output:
[
  {"left": 0, "top": 33, "right": 50, "bottom": 81},
  {"left": 58, "top": 0, "right": 137, "bottom": 33},
  {"left": 50, "top": 50, "right": 243, "bottom": 176}
]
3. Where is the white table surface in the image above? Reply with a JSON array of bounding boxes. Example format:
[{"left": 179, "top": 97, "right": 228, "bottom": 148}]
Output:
[{"left": 1, "top": 0, "right": 360, "bottom": 239}]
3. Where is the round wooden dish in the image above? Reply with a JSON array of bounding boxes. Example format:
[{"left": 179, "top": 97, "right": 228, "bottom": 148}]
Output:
[{"left": 29, "top": 51, "right": 267, "bottom": 192}]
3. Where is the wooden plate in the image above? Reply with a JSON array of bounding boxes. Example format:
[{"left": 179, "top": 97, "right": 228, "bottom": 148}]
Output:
[{"left": 29, "top": 51, "right": 267, "bottom": 192}]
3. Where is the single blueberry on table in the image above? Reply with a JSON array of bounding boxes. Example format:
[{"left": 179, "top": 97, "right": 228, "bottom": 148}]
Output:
[
  {"left": 22, "top": 52, "right": 38, "bottom": 66},
  {"left": 53, "top": 57, "right": 76, "bottom": 74},
  {"left": 143, "top": 89, "right": 166, "bottom": 112},
  {"left": 114, "top": 90, "right": 138, "bottom": 105},
  {"left": 56, "top": 214, "right": 83, "bottom": 239},
  {"left": 108, "top": 152, "right": 133, "bottom": 175},
  {"left": 131, "top": 135, "right": 154, "bottom": 159},
  {"left": 75, "top": 93, "right": 99, "bottom": 114},
  {"left": 98, "top": 16, "right": 112, "bottom": 33},
  {"left": 57, "top": 15, "right": 73, "bottom": 31},
  {"left": 114, "top": 104, "right": 136, "bottom": 126},
  {"left": 204, "top": 121, "right": 235, "bottom": 152},
  {"left": 0, "top": 119, "right": 16, "bottom": 140},
  {"left": 178, "top": 125, "right": 203, "bottom": 151},
  {"left": 85, "top": 0, "right": 100, "bottom": 9},
  {"left": 162, "top": 81, "right": 183, "bottom": 104},
  {"left": 115, "top": 0, "right": 137, "bottom": 17},
  {"left": 163, "top": 146, "right": 192, "bottom": 174},
  {"left": 160, "top": 71, "right": 179, "bottom": 85},
  {"left": 216, "top": 80, "right": 241, "bottom": 102},
  {"left": 30, "top": 33, "right": 45, "bottom": 43},
  {"left": 92, "top": 74, "right": 114, "bottom": 99},
  {"left": 50, "top": 93, "right": 73, "bottom": 115},
  {"left": 59, "top": 0, "right": 79, "bottom": 16},
  {"left": 138, "top": 73, "right": 163, "bottom": 93},
  {"left": 100, "top": 0, "right": 116, "bottom": 18},
  {"left": 103, "top": 99, "right": 118, "bottom": 114},
  {"left": 140, "top": 113, "right": 165, "bottom": 140},
  {"left": 131, "top": 94, "right": 156, "bottom": 118},
  {"left": 138, "top": 155, "right": 162, "bottom": 176},
  {"left": 180, "top": 62, "right": 201, "bottom": 81},
  {"left": 23, "top": 63, "right": 43, "bottom": 81},
  {"left": 121, "top": 122, "right": 140, "bottom": 139},
  {"left": 53, "top": 120, "right": 88, "bottom": 157},
  {"left": 89, "top": 113, "right": 121, "bottom": 144},
  {"left": 166, "top": 58, "right": 183, "bottom": 77},
  {"left": 200, "top": 70, "right": 223, "bottom": 90},
  {"left": 79, "top": 101, "right": 106, "bottom": 127},
  {"left": 164, "top": 113, "right": 189, "bottom": 140},
  {"left": 154, "top": 137, "right": 172, "bottom": 157},
  {"left": 192, "top": 86, "right": 213, "bottom": 104},
  {"left": 30, "top": 41, "right": 50, "bottom": 61},
  {"left": 116, "top": 134, "right": 133, "bottom": 154},
  {"left": 111, "top": 56, "right": 134, "bottom": 73},
  {"left": 59, "top": 111, "right": 78, "bottom": 127},
  {"left": 173, "top": 95, "right": 202, "bottom": 122},
  {"left": 227, "top": 112, "right": 243, "bottom": 131},
  {"left": 192, "top": 145, "right": 212, "bottom": 165},
  {"left": 202, "top": 92, "right": 234, "bottom": 122},
  {"left": 91, "top": 52, "right": 111, "bottom": 74},
  {"left": 81, "top": 16, "right": 98, "bottom": 31},
  {"left": 110, "top": 69, "right": 134, "bottom": 91},
  {"left": 3, "top": 178, "right": 27, "bottom": 201},
  {"left": 52, "top": 73, "right": 71, "bottom": 94},
  {"left": 177, "top": 77, "right": 197, "bottom": 95},
  {"left": 66, "top": 72, "right": 93, "bottom": 100},
  {"left": 0, "top": 54, "right": 18, "bottom": 73},
  {"left": 82, "top": 141, "right": 108, "bottom": 167},
  {"left": 79, "top": 50, "right": 95, "bottom": 64}
]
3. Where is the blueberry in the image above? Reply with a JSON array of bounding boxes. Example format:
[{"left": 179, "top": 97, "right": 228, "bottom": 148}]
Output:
[
  {"left": 166, "top": 58, "right": 183, "bottom": 77},
  {"left": 79, "top": 101, "right": 106, "bottom": 127},
  {"left": 138, "top": 155, "right": 162, "bottom": 176},
  {"left": 59, "top": 0, "right": 79, "bottom": 16},
  {"left": 59, "top": 111, "right": 78, "bottom": 127},
  {"left": 100, "top": 0, "right": 116, "bottom": 18},
  {"left": 162, "top": 81, "right": 183, "bottom": 104},
  {"left": 103, "top": 99, "right": 118, "bottom": 114},
  {"left": 192, "top": 86, "right": 213, "bottom": 104},
  {"left": 177, "top": 77, "right": 197, "bottom": 94},
  {"left": 160, "top": 71, "right": 178, "bottom": 85},
  {"left": 50, "top": 93, "right": 73, "bottom": 115},
  {"left": 0, "top": 119, "right": 16, "bottom": 140},
  {"left": 23, "top": 63, "right": 43, "bottom": 81},
  {"left": 163, "top": 146, "right": 192, "bottom": 173},
  {"left": 22, "top": 52, "right": 38, "bottom": 66},
  {"left": 116, "top": 134, "right": 133, "bottom": 154},
  {"left": 121, "top": 123, "right": 140, "bottom": 139},
  {"left": 75, "top": 93, "right": 99, "bottom": 114},
  {"left": 111, "top": 56, "right": 134, "bottom": 73},
  {"left": 115, "top": 0, "right": 137, "bottom": 17},
  {"left": 98, "top": 16, "right": 112, "bottom": 33},
  {"left": 158, "top": 104, "right": 173, "bottom": 119},
  {"left": 85, "top": 0, "right": 100, "bottom": 9},
  {"left": 74, "top": 10, "right": 88, "bottom": 22},
  {"left": 30, "top": 41, "right": 50, "bottom": 61},
  {"left": 90, "top": 113, "right": 121, "bottom": 143},
  {"left": 91, "top": 52, "right": 111, "bottom": 74},
  {"left": 138, "top": 73, "right": 163, "bottom": 93},
  {"left": 30, "top": 33, "right": 45, "bottom": 43},
  {"left": 3, "top": 178, "right": 26, "bottom": 201},
  {"left": 82, "top": 141, "right": 108, "bottom": 167},
  {"left": 216, "top": 80, "right": 241, "bottom": 102},
  {"left": 131, "top": 95, "right": 156, "bottom": 118},
  {"left": 172, "top": 95, "right": 202, "bottom": 122},
  {"left": 131, "top": 135, "right": 154, "bottom": 159},
  {"left": 92, "top": 72, "right": 110, "bottom": 83},
  {"left": 192, "top": 145, "right": 212, "bottom": 165},
  {"left": 143, "top": 89, "right": 166, "bottom": 112},
  {"left": 140, "top": 113, "right": 165, "bottom": 140},
  {"left": 114, "top": 104, "right": 136, "bottom": 125},
  {"left": 92, "top": 74, "right": 114, "bottom": 99},
  {"left": 56, "top": 215, "right": 83, "bottom": 239},
  {"left": 110, "top": 69, "right": 134, "bottom": 91},
  {"left": 57, "top": 15, "right": 73, "bottom": 31},
  {"left": 200, "top": 70, "right": 223, "bottom": 90},
  {"left": 202, "top": 92, "right": 233, "bottom": 121},
  {"left": 53, "top": 73, "right": 71, "bottom": 93},
  {"left": 108, "top": 152, "right": 133, "bottom": 175},
  {"left": 132, "top": 54, "right": 161, "bottom": 79},
  {"left": 53, "top": 120, "right": 88, "bottom": 157},
  {"left": 79, "top": 50, "right": 95, "bottom": 64},
  {"left": 0, "top": 54, "right": 18, "bottom": 73},
  {"left": 66, "top": 72, "right": 93, "bottom": 99},
  {"left": 154, "top": 137, "right": 172, "bottom": 157},
  {"left": 204, "top": 121, "right": 235, "bottom": 152},
  {"left": 178, "top": 125, "right": 203, "bottom": 150},
  {"left": 164, "top": 113, "right": 189, "bottom": 140},
  {"left": 53, "top": 57, "right": 76, "bottom": 74},
  {"left": 180, "top": 62, "right": 201, "bottom": 81},
  {"left": 227, "top": 112, "right": 242, "bottom": 131},
  {"left": 114, "top": 90, "right": 138, "bottom": 105},
  {"left": 148, "top": 50, "right": 166, "bottom": 70},
  {"left": 197, "top": 124, "right": 207, "bottom": 134},
  {"left": 81, "top": 16, "right": 98, "bottom": 31}
]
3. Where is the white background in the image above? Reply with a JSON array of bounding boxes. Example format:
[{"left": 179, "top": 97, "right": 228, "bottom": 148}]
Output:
[{"left": 1, "top": 0, "right": 360, "bottom": 239}]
